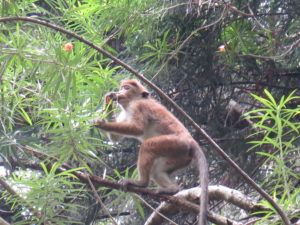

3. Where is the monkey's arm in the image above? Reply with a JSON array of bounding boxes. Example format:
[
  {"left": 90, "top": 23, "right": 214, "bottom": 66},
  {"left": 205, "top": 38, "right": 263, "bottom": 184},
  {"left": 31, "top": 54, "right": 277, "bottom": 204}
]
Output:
[
  {"left": 94, "top": 120, "right": 144, "bottom": 137},
  {"left": 102, "top": 118, "right": 125, "bottom": 142}
]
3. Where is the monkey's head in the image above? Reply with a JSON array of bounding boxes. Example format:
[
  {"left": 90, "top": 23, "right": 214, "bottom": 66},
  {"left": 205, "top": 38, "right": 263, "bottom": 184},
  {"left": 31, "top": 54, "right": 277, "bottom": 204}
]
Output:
[{"left": 114, "top": 79, "right": 149, "bottom": 108}]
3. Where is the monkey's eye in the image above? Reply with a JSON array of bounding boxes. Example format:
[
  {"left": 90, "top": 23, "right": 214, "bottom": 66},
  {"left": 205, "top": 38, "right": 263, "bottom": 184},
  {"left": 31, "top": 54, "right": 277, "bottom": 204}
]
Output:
[{"left": 120, "top": 85, "right": 130, "bottom": 91}]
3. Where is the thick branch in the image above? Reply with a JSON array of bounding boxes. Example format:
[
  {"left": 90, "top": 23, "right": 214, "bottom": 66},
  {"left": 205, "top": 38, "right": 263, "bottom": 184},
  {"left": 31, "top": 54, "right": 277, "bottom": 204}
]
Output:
[
  {"left": 0, "top": 159, "right": 201, "bottom": 216},
  {"left": 0, "top": 16, "right": 290, "bottom": 224},
  {"left": 0, "top": 177, "right": 17, "bottom": 196},
  {"left": 145, "top": 186, "right": 266, "bottom": 225}
]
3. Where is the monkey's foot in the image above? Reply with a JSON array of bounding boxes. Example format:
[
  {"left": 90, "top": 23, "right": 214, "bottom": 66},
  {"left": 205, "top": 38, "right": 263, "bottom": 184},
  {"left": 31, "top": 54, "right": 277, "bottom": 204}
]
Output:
[
  {"left": 155, "top": 186, "right": 180, "bottom": 195},
  {"left": 118, "top": 178, "right": 147, "bottom": 191}
]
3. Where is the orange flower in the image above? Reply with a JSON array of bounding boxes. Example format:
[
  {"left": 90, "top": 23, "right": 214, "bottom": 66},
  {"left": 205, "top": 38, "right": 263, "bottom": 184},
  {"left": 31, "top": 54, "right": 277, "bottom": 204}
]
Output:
[
  {"left": 64, "top": 43, "right": 73, "bottom": 52},
  {"left": 218, "top": 44, "right": 226, "bottom": 52}
]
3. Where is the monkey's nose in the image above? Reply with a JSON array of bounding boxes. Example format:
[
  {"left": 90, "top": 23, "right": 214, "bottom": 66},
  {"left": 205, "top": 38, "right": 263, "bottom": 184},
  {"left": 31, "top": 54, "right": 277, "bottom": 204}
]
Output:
[{"left": 108, "top": 93, "right": 117, "bottom": 101}]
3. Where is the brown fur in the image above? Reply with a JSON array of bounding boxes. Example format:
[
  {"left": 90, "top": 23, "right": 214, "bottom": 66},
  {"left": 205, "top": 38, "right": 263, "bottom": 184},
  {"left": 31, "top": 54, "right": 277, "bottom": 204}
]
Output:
[{"left": 94, "top": 79, "right": 208, "bottom": 225}]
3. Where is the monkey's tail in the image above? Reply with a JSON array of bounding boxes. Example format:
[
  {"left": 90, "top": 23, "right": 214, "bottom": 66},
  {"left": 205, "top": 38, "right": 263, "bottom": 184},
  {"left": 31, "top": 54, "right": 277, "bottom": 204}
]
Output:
[{"left": 192, "top": 142, "right": 209, "bottom": 225}]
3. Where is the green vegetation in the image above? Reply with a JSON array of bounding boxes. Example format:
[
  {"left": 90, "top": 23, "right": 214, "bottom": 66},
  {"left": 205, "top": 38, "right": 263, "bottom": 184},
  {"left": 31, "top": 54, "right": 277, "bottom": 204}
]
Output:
[
  {"left": 0, "top": 0, "right": 299, "bottom": 224},
  {"left": 246, "top": 90, "right": 300, "bottom": 224}
]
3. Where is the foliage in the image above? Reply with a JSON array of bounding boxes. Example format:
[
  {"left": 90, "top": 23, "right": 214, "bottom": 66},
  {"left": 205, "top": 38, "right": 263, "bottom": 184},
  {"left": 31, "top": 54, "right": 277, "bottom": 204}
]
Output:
[
  {"left": 0, "top": 1, "right": 123, "bottom": 223},
  {"left": 139, "top": 30, "right": 183, "bottom": 73},
  {"left": 0, "top": 0, "right": 300, "bottom": 224},
  {"left": 1, "top": 163, "right": 85, "bottom": 224},
  {"left": 245, "top": 90, "right": 300, "bottom": 223}
]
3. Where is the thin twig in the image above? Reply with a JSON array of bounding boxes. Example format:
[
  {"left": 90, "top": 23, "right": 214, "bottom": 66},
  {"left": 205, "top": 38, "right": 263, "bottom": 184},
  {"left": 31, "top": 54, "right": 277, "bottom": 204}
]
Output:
[
  {"left": 151, "top": 5, "right": 228, "bottom": 81},
  {"left": 0, "top": 177, "right": 17, "bottom": 196},
  {"left": 86, "top": 175, "right": 119, "bottom": 225},
  {"left": 247, "top": 4, "right": 271, "bottom": 32},
  {"left": 150, "top": 1, "right": 288, "bottom": 18},
  {"left": 239, "top": 38, "right": 300, "bottom": 60},
  {"left": 148, "top": 1, "right": 209, "bottom": 15},
  {"left": 133, "top": 193, "right": 178, "bottom": 225}
]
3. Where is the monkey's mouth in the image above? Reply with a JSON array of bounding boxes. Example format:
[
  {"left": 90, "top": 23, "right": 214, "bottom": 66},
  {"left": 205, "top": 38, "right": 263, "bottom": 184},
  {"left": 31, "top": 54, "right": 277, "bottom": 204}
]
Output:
[
  {"left": 116, "top": 94, "right": 125, "bottom": 102},
  {"left": 116, "top": 98, "right": 125, "bottom": 103}
]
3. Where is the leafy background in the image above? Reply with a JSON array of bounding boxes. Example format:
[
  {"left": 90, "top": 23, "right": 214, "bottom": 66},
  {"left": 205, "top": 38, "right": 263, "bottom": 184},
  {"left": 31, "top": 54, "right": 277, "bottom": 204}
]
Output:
[{"left": 0, "top": 0, "right": 300, "bottom": 224}]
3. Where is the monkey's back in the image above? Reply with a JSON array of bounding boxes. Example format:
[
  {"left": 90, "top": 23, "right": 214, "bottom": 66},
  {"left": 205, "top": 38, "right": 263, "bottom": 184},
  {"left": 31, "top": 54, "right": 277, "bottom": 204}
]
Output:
[{"left": 131, "top": 98, "right": 191, "bottom": 139}]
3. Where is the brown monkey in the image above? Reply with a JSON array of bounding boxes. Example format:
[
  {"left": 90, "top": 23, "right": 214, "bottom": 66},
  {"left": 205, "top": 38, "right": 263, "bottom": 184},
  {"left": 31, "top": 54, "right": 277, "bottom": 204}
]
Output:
[{"left": 94, "top": 79, "right": 208, "bottom": 225}]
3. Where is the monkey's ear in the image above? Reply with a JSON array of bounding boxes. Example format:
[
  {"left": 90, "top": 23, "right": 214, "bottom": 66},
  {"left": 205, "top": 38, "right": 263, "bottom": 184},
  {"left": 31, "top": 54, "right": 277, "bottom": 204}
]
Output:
[{"left": 142, "top": 91, "right": 149, "bottom": 98}]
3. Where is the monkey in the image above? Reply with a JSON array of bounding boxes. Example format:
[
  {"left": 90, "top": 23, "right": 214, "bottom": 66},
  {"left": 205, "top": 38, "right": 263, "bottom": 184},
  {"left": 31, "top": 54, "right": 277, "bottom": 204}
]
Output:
[{"left": 94, "top": 79, "right": 208, "bottom": 225}]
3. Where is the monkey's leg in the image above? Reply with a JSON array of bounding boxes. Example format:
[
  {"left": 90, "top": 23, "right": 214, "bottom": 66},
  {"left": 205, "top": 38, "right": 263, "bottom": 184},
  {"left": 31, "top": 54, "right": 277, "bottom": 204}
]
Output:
[
  {"left": 119, "top": 141, "right": 156, "bottom": 189},
  {"left": 151, "top": 170, "right": 180, "bottom": 194},
  {"left": 120, "top": 135, "right": 192, "bottom": 192},
  {"left": 151, "top": 155, "right": 192, "bottom": 194}
]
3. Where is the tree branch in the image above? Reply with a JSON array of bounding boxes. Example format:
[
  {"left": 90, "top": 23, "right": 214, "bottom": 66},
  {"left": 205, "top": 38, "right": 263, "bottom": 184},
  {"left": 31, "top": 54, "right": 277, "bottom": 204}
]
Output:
[
  {"left": 86, "top": 175, "right": 119, "bottom": 225},
  {"left": 145, "top": 185, "right": 267, "bottom": 225},
  {"left": 0, "top": 217, "right": 10, "bottom": 225}
]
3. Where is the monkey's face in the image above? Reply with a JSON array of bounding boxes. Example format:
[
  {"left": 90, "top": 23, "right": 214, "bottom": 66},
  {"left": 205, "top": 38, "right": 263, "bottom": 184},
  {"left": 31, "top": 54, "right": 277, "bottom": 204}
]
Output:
[
  {"left": 115, "top": 80, "right": 149, "bottom": 108},
  {"left": 115, "top": 84, "right": 136, "bottom": 107}
]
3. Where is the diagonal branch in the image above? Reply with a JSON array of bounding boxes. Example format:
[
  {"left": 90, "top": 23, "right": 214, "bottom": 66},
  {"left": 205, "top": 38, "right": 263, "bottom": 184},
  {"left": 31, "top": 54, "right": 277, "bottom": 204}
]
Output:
[
  {"left": 0, "top": 217, "right": 10, "bottom": 225},
  {"left": 0, "top": 16, "right": 290, "bottom": 225}
]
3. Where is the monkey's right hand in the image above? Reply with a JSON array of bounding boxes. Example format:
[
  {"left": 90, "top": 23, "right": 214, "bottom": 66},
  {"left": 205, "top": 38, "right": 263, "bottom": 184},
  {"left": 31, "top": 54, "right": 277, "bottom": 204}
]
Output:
[
  {"left": 103, "top": 92, "right": 117, "bottom": 112},
  {"left": 105, "top": 92, "right": 117, "bottom": 104},
  {"left": 92, "top": 118, "right": 106, "bottom": 128}
]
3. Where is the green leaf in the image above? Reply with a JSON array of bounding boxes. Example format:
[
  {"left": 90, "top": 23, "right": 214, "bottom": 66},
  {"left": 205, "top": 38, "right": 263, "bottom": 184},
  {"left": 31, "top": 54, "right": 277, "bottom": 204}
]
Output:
[
  {"left": 18, "top": 106, "right": 33, "bottom": 126},
  {"left": 56, "top": 167, "right": 85, "bottom": 178},
  {"left": 114, "top": 169, "right": 122, "bottom": 179},
  {"left": 133, "top": 196, "right": 145, "bottom": 218},
  {"left": 256, "top": 151, "right": 278, "bottom": 160},
  {"left": 250, "top": 92, "right": 275, "bottom": 109}
]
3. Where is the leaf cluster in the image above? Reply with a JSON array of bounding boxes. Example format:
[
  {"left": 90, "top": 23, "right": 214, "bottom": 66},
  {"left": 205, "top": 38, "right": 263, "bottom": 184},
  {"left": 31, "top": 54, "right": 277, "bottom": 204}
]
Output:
[
  {"left": 245, "top": 90, "right": 300, "bottom": 221},
  {"left": 1, "top": 163, "right": 85, "bottom": 224},
  {"left": 1, "top": 0, "right": 300, "bottom": 224}
]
